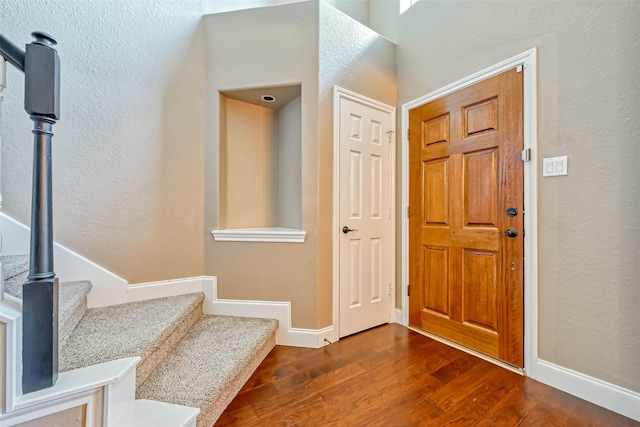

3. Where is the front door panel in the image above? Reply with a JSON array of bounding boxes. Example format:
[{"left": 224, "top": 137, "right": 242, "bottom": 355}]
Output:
[{"left": 409, "top": 68, "right": 524, "bottom": 366}]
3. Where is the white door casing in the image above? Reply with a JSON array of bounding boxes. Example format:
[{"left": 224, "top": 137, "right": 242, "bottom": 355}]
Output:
[{"left": 334, "top": 87, "right": 395, "bottom": 339}]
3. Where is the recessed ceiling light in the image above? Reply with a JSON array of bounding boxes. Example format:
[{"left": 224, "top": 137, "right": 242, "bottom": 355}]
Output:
[{"left": 261, "top": 95, "right": 276, "bottom": 103}]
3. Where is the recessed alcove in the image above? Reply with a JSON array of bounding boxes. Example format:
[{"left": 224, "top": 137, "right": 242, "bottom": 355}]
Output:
[{"left": 214, "top": 84, "right": 304, "bottom": 242}]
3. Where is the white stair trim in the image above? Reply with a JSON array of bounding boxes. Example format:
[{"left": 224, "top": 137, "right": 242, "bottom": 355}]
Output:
[
  {"left": 13, "top": 357, "right": 139, "bottom": 412},
  {"left": 127, "top": 276, "right": 333, "bottom": 348},
  {"left": 0, "top": 212, "right": 129, "bottom": 307},
  {"left": 536, "top": 359, "right": 640, "bottom": 422},
  {"left": 0, "top": 294, "right": 22, "bottom": 414},
  {"left": 0, "top": 357, "right": 139, "bottom": 426},
  {"left": 110, "top": 400, "right": 198, "bottom": 427}
]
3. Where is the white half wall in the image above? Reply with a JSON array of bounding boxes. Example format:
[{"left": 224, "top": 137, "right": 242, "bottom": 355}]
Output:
[{"left": 0, "top": 213, "right": 128, "bottom": 307}]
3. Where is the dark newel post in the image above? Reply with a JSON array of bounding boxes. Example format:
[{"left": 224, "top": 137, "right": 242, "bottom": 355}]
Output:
[{"left": 22, "top": 31, "right": 61, "bottom": 394}]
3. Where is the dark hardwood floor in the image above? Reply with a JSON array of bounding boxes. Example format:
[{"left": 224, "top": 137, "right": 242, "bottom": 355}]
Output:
[{"left": 214, "top": 324, "right": 638, "bottom": 426}]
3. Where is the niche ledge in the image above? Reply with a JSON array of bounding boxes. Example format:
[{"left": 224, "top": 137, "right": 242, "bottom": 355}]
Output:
[{"left": 212, "top": 227, "right": 306, "bottom": 243}]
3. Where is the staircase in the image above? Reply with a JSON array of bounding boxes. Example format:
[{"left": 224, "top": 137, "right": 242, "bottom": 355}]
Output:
[{"left": 1, "top": 254, "right": 278, "bottom": 427}]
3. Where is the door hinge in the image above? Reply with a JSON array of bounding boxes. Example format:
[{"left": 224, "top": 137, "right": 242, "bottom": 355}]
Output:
[
  {"left": 388, "top": 283, "right": 392, "bottom": 296},
  {"left": 407, "top": 206, "right": 410, "bottom": 218},
  {"left": 407, "top": 285, "right": 410, "bottom": 296},
  {"left": 522, "top": 148, "right": 531, "bottom": 162},
  {"left": 407, "top": 128, "right": 410, "bottom": 140},
  {"left": 388, "top": 207, "right": 392, "bottom": 219}
]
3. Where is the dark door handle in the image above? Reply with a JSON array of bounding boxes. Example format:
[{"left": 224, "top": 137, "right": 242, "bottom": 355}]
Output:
[
  {"left": 342, "top": 226, "right": 358, "bottom": 234},
  {"left": 502, "top": 228, "right": 518, "bottom": 238}
]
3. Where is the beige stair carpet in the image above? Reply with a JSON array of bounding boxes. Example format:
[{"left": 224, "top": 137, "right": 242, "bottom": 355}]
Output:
[
  {"left": 3, "top": 255, "right": 279, "bottom": 426},
  {"left": 1, "top": 255, "right": 92, "bottom": 346},
  {"left": 58, "top": 280, "right": 93, "bottom": 347},
  {"left": 60, "top": 293, "right": 204, "bottom": 385},
  {"left": 137, "top": 315, "right": 278, "bottom": 427},
  {"left": 1, "top": 254, "right": 29, "bottom": 298}
]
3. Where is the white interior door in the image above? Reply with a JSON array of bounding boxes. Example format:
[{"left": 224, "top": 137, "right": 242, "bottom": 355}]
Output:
[{"left": 338, "top": 90, "right": 394, "bottom": 338}]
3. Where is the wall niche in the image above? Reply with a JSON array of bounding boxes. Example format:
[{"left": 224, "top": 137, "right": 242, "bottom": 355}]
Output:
[{"left": 214, "top": 84, "right": 304, "bottom": 242}]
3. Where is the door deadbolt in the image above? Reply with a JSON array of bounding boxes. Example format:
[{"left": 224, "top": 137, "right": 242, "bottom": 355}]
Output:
[
  {"left": 342, "top": 226, "right": 358, "bottom": 234},
  {"left": 506, "top": 207, "right": 518, "bottom": 217}
]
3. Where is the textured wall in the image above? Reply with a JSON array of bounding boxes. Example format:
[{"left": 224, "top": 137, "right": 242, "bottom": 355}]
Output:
[
  {"left": 0, "top": 0, "right": 298, "bottom": 283},
  {"left": 203, "top": 2, "right": 321, "bottom": 329},
  {"left": 1, "top": 0, "right": 208, "bottom": 283},
  {"left": 398, "top": 0, "right": 640, "bottom": 392},
  {"left": 203, "top": 2, "right": 396, "bottom": 329},
  {"left": 369, "top": 0, "right": 399, "bottom": 43},
  {"left": 318, "top": 2, "right": 397, "bottom": 327}
]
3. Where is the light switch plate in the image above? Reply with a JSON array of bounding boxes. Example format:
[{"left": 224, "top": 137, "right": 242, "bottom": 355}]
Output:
[{"left": 543, "top": 155, "right": 568, "bottom": 177}]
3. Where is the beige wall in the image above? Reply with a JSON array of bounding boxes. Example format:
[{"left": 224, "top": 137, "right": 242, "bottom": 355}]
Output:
[
  {"left": 0, "top": 0, "right": 317, "bottom": 284},
  {"left": 318, "top": 2, "right": 397, "bottom": 327},
  {"left": 219, "top": 97, "right": 278, "bottom": 229},
  {"left": 1, "top": 0, "right": 211, "bottom": 283},
  {"left": 278, "top": 96, "right": 303, "bottom": 229},
  {"left": 398, "top": 0, "right": 640, "bottom": 392},
  {"left": 204, "top": 2, "right": 321, "bottom": 329},
  {"left": 204, "top": 2, "right": 396, "bottom": 329},
  {"left": 1, "top": 0, "right": 394, "bottom": 329},
  {"left": 369, "top": 0, "right": 399, "bottom": 43}
]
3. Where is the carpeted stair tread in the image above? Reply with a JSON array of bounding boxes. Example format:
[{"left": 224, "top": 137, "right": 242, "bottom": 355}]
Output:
[
  {"left": 137, "top": 315, "right": 278, "bottom": 427},
  {"left": 59, "top": 293, "right": 204, "bottom": 379}
]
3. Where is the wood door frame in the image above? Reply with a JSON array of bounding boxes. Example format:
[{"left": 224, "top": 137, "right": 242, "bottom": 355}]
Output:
[
  {"left": 332, "top": 86, "right": 396, "bottom": 343},
  {"left": 400, "top": 49, "right": 538, "bottom": 376}
]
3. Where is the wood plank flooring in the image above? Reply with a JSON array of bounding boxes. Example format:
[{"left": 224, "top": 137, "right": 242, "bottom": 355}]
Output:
[{"left": 214, "top": 324, "right": 638, "bottom": 426}]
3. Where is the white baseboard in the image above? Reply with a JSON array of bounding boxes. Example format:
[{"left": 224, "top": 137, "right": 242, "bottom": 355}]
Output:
[
  {"left": 395, "top": 308, "right": 403, "bottom": 325},
  {"left": 0, "top": 213, "right": 128, "bottom": 307},
  {"left": 127, "top": 276, "right": 333, "bottom": 348},
  {"left": 127, "top": 277, "right": 205, "bottom": 302},
  {"left": 535, "top": 359, "right": 640, "bottom": 422}
]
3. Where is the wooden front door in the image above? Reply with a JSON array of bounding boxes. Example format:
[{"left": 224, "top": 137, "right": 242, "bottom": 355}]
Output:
[{"left": 408, "top": 68, "right": 524, "bottom": 367}]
